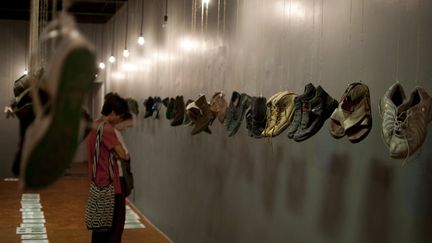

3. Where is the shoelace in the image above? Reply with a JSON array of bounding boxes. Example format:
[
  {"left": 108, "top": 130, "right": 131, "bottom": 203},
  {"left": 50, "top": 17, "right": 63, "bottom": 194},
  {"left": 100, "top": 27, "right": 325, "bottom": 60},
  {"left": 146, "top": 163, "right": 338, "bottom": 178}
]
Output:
[{"left": 393, "top": 110, "right": 411, "bottom": 164}]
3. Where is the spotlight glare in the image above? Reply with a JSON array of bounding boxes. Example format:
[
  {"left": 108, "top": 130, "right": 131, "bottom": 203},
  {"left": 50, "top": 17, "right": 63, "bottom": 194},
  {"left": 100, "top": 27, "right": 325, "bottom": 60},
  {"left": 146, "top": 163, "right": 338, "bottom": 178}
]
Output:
[
  {"left": 138, "top": 36, "right": 145, "bottom": 45},
  {"left": 109, "top": 55, "right": 116, "bottom": 63},
  {"left": 99, "top": 62, "right": 106, "bottom": 69},
  {"left": 123, "top": 49, "right": 130, "bottom": 58},
  {"left": 23, "top": 69, "right": 28, "bottom": 75}
]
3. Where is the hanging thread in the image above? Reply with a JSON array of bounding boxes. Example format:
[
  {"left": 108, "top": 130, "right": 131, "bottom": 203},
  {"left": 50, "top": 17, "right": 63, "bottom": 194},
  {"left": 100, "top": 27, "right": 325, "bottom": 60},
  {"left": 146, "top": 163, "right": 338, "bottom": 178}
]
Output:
[
  {"left": 360, "top": 0, "right": 365, "bottom": 80},
  {"left": 395, "top": 0, "right": 403, "bottom": 83},
  {"left": 309, "top": 0, "right": 316, "bottom": 82},
  {"left": 348, "top": 0, "right": 353, "bottom": 76},
  {"left": 318, "top": 0, "right": 324, "bottom": 83},
  {"left": 125, "top": 2, "right": 129, "bottom": 49},
  {"left": 415, "top": 0, "right": 421, "bottom": 84}
]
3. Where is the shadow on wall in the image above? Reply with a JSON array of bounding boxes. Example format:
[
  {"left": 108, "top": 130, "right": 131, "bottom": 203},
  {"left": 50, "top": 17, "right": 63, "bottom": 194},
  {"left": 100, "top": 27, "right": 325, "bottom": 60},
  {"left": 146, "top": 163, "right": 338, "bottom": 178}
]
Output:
[
  {"left": 261, "top": 144, "right": 284, "bottom": 214},
  {"left": 318, "top": 153, "right": 350, "bottom": 238},
  {"left": 412, "top": 154, "right": 432, "bottom": 243},
  {"left": 361, "top": 158, "right": 394, "bottom": 243},
  {"left": 285, "top": 156, "right": 307, "bottom": 214}
]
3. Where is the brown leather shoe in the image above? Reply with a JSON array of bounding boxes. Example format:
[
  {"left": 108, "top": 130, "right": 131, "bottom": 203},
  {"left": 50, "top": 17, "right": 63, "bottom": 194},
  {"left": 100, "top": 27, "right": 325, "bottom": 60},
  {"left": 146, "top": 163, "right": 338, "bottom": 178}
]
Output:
[
  {"left": 210, "top": 92, "right": 228, "bottom": 124},
  {"left": 329, "top": 82, "right": 372, "bottom": 143},
  {"left": 192, "top": 95, "right": 215, "bottom": 135}
]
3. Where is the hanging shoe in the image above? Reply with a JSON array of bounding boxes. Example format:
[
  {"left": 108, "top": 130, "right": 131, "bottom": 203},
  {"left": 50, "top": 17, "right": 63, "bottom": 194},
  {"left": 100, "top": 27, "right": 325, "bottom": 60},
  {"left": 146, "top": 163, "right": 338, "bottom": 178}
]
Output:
[
  {"left": 171, "top": 96, "right": 185, "bottom": 126},
  {"left": 126, "top": 97, "right": 139, "bottom": 116},
  {"left": 379, "top": 82, "right": 406, "bottom": 148},
  {"left": 271, "top": 91, "right": 297, "bottom": 137},
  {"left": 153, "top": 96, "right": 162, "bottom": 119},
  {"left": 286, "top": 83, "right": 316, "bottom": 139},
  {"left": 183, "top": 99, "right": 195, "bottom": 126},
  {"left": 20, "top": 13, "right": 97, "bottom": 188},
  {"left": 210, "top": 92, "right": 228, "bottom": 124},
  {"left": 329, "top": 82, "right": 372, "bottom": 143},
  {"left": 246, "top": 96, "right": 267, "bottom": 138},
  {"left": 143, "top": 96, "right": 154, "bottom": 118},
  {"left": 165, "top": 97, "right": 175, "bottom": 120},
  {"left": 192, "top": 95, "right": 215, "bottom": 135},
  {"left": 261, "top": 92, "right": 285, "bottom": 137},
  {"left": 226, "top": 91, "right": 252, "bottom": 137},
  {"left": 389, "top": 86, "right": 432, "bottom": 159},
  {"left": 293, "top": 86, "right": 338, "bottom": 142}
]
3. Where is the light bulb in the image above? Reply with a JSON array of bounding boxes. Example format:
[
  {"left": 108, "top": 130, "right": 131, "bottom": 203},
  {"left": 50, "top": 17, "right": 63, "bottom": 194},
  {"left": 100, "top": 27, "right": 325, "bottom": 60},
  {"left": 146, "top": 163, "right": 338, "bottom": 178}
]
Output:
[
  {"left": 162, "top": 15, "right": 168, "bottom": 28},
  {"left": 203, "top": 0, "right": 210, "bottom": 4},
  {"left": 23, "top": 69, "right": 28, "bottom": 75},
  {"left": 123, "top": 49, "right": 130, "bottom": 58},
  {"left": 109, "top": 55, "right": 116, "bottom": 63},
  {"left": 99, "top": 62, "right": 105, "bottom": 69},
  {"left": 138, "top": 36, "right": 145, "bottom": 45}
]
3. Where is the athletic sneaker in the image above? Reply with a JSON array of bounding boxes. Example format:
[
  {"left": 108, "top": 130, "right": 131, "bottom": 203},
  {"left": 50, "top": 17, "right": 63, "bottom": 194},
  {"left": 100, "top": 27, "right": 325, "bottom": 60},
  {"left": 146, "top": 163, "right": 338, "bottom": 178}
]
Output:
[
  {"left": 293, "top": 86, "right": 338, "bottom": 142},
  {"left": 246, "top": 96, "right": 267, "bottom": 138},
  {"left": 226, "top": 91, "right": 251, "bottom": 137},
  {"left": 286, "top": 83, "right": 316, "bottom": 139},
  {"left": 271, "top": 91, "right": 297, "bottom": 136},
  {"left": 379, "top": 83, "right": 406, "bottom": 147},
  {"left": 20, "top": 12, "right": 96, "bottom": 188},
  {"left": 262, "top": 92, "right": 285, "bottom": 137},
  {"left": 388, "top": 86, "right": 432, "bottom": 159}
]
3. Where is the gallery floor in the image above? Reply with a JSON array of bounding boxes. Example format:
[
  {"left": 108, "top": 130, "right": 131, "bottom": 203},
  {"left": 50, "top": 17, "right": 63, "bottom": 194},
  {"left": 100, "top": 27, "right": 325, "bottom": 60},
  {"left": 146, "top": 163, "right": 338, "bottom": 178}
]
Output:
[{"left": 0, "top": 163, "right": 170, "bottom": 243}]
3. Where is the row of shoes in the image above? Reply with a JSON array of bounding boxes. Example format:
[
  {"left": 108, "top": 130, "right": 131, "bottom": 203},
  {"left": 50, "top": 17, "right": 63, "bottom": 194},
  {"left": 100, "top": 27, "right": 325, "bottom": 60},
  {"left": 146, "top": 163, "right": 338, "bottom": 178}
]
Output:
[
  {"left": 141, "top": 84, "right": 344, "bottom": 141},
  {"left": 380, "top": 83, "right": 432, "bottom": 160}
]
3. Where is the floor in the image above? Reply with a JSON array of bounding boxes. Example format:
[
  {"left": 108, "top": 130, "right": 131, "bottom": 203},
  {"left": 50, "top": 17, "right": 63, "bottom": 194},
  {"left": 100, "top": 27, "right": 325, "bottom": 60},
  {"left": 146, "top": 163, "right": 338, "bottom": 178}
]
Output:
[{"left": 0, "top": 163, "right": 171, "bottom": 243}]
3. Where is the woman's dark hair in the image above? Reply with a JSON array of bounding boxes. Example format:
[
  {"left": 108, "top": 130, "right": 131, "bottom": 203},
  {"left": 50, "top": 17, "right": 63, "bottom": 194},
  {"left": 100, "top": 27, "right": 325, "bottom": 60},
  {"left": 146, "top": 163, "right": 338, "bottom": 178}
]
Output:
[{"left": 101, "top": 92, "right": 129, "bottom": 117}]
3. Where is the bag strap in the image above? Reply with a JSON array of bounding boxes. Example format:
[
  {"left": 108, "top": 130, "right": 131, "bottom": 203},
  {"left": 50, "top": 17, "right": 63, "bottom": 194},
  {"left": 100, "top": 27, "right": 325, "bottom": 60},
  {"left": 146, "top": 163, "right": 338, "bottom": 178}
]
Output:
[{"left": 92, "top": 121, "right": 114, "bottom": 181}]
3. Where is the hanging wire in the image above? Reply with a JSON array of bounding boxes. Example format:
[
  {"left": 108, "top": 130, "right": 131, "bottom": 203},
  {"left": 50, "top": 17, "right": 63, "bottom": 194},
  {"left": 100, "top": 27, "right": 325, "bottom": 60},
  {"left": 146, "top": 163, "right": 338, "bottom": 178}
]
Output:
[
  {"left": 125, "top": 1, "right": 129, "bottom": 49},
  {"left": 360, "top": 0, "right": 365, "bottom": 80},
  {"left": 348, "top": 0, "right": 353, "bottom": 75},
  {"left": 415, "top": 0, "right": 421, "bottom": 84},
  {"left": 223, "top": 0, "right": 226, "bottom": 35},
  {"left": 309, "top": 0, "right": 316, "bottom": 82},
  {"left": 112, "top": 5, "right": 116, "bottom": 56},
  {"left": 318, "top": 0, "right": 324, "bottom": 83},
  {"left": 217, "top": 0, "right": 221, "bottom": 35},
  {"left": 236, "top": 0, "right": 240, "bottom": 33},
  {"left": 395, "top": 0, "right": 403, "bottom": 83},
  {"left": 201, "top": 0, "right": 205, "bottom": 34},
  {"left": 288, "top": 0, "right": 293, "bottom": 84},
  {"left": 205, "top": 1, "right": 209, "bottom": 32},
  {"left": 101, "top": 27, "right": 104, "bottom": 62},
  {"left": 140, "top": 0, "right": 144, "bottom": 36}
]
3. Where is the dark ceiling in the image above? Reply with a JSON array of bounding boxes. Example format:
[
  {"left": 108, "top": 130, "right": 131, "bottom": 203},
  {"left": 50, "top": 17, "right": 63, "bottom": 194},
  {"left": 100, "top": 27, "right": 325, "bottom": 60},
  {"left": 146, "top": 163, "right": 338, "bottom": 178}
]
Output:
[{"left": 0, "top": 0, "right": 127, "bottom": 24}]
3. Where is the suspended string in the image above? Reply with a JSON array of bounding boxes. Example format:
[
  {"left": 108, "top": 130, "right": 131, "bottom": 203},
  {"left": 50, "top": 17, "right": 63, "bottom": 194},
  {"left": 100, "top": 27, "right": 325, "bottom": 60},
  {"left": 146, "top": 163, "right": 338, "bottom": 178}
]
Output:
[
  {"left": 217, "top": 0, "right": 221, "bottom": 36},
  {"left": 287, "top": 0, "right": 292, "bottom": 86},
  {"left": 348, "top": 0, "right": 353, "bottom": 76},
  {"left": 140, "top": 0, "right": 144, "bottom": 36},
  {"left": 308, "top": 0, "right": 316, "bottom": 82},
  {"left": 236, "top": 0, "right": 240, "bottom": 33},
  {"left": 395, "top": 0, "right": 403, "bottom": 83},
  {"left": 360, "top": 0, "right": 365, "bottom": 80},
  {"left": 223, "top": 0, "right": 226, "bottom": 35},
  {"left": 415, "top": 0, "right": 421, "bottom": 84},
  {"left": 205, "top": 1, "right": 209, "bottom": 33},
  {"left": 191, "top": 0, "right": 195, "bottom": 32},
  {"left": 318, "top": 0, "right": 324, "bottom": 83},
  {"left": 125, "top": 2, "right": 129, "bottom": 50},
  {"left": 201, "top": 0, "right": 204, "bottom": 34}
]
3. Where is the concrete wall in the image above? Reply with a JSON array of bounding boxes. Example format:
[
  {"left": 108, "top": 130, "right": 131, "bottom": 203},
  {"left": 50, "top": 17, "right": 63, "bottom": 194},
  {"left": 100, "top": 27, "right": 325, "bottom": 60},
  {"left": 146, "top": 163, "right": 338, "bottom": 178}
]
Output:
[
  {"left": 99, "top": 0, "right": 432, "bottom": 242},
  {"left": 0, "top": 20, "right": 27, "bottom": 178}
]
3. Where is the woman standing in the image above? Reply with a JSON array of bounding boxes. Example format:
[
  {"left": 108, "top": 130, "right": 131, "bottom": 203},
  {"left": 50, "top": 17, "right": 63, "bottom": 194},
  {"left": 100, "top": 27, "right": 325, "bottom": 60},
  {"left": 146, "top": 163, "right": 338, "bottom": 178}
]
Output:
[{"left": 86, "top": 93, "right": 130, "bottom": 243}]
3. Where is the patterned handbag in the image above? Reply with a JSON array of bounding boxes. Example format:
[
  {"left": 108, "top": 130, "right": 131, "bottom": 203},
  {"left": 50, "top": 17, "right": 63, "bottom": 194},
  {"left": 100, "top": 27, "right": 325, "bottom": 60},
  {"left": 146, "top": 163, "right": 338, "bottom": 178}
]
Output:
[{"left": 85, "top": 122, "right": 115, "bottom": 232}]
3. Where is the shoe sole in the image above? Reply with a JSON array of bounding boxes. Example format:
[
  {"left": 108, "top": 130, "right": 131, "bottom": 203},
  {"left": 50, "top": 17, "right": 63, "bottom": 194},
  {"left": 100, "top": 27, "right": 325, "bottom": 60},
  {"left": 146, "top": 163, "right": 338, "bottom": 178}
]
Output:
[{"left": 22, "top": 48, "right": 96, "bottom": 188}]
